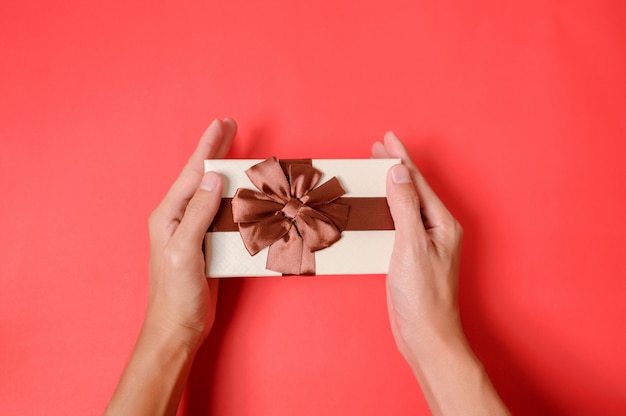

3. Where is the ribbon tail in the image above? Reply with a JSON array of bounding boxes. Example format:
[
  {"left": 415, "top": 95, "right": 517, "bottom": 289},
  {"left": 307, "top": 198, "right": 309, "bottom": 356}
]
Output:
[
  {"left": 300, "top": 245, "right": 315, "bottom": 275},
  {"left": 266, "top": 227, "right": 315, "bottom": 275},
  {"left": 238, "top": 215, "right": 291, "bottom": 255}
]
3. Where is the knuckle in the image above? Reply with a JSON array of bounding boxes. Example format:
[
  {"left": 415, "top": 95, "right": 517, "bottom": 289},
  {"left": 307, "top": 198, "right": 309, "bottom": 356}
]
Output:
[
  {"left": 438, "top": 218, "right": 463, "bottom": 253},
  {"left": 148, "top": 208, "right": 161, "bottom": 232},
  {"left": 396, "top": 190, "right": 420, "bottom": 213},
  {"left": 184, "top": 196, "right": 207, "bottom": 218},
  {"left": 448, "top": 220, "right": 464, "bottom": 252},
  {"left": 162, "top": 244, "right": 189, "bottom": 270},
  {"left": 453, "top": 220, "right": 464, "bottom": 241},
  {"left": 396, "top": 230, "right": 429, "bottom": 259}
]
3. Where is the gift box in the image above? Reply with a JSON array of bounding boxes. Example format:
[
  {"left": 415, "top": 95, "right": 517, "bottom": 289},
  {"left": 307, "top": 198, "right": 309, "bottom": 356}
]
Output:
[{"left": 204, "top": 157, "right": 399, "bottom": 277}]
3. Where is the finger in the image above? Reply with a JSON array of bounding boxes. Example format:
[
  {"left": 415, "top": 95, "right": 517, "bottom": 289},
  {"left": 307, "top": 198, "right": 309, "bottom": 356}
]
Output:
[
  {"left": 171, "top": 171, "right": 223, "bottom": 250},
  {"left": 214, "top": 117, "right": 237, "bottom": 159},
  {"left": 169, "top": 117, "right": 235, "bottom": 203},
  {"left": 157, "top": 119, "right": 226, "bottom": 222},
  {"left": 387, "top": 164, "right": 428, "bottom": 242},
  {"left": 190, "top": 118, "right": 226, "bottom": 164},
  {"left": 385, "top": 165, "right": 431, "bottom": 327},
  {"left": 382, "top": 132, "right": 454, "bottom": 230},
  {"left": 372, "top": 141, "right": 391, "bottom": 158}
]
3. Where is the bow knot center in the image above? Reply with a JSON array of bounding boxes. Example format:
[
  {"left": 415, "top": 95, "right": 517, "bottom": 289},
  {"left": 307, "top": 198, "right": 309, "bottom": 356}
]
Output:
[{"left": 281, "top": 198, "right": 304, "bottom": 221}]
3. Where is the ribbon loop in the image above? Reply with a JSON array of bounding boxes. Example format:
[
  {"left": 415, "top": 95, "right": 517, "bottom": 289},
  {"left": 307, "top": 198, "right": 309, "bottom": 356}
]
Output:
[{"left": 231, "top": 158, "right": 349, "bottom": 275}]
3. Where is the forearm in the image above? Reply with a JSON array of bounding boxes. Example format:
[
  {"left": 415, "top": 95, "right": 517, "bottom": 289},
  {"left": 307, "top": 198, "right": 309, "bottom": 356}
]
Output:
[
  {"left": 104, "top": 319, "right": 200, "bottom": 416},
  {"left": 405, "top": 326, "right": 509, "bottom": 416}
]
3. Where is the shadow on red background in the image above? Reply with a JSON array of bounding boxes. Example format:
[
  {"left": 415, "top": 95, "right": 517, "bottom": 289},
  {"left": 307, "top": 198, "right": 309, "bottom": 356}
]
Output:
[{"left": 184, "top": 278, "right": 246, "bottom": 415}]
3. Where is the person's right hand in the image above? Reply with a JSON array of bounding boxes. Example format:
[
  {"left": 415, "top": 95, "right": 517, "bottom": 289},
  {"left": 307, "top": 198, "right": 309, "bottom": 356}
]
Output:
[
  {"left": 373, "top": 132, "right": 509, "bottom": 416},
  {"left": 372, "top": 131, "right": 464, "bottom": 363}
]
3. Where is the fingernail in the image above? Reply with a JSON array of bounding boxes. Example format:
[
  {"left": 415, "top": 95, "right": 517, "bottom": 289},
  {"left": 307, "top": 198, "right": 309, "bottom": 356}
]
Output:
[
  {"left": 386, "top": 131, "right": 400, "bottom": 142},
  {"left": 391, "top": 164, "right": 411, "bottom": 184},
  {"left": 208, "top": 118, "right": 221, "bottom": 130},
  {"left": 200, "top": 172, "right": 219, "bottom": 191}
]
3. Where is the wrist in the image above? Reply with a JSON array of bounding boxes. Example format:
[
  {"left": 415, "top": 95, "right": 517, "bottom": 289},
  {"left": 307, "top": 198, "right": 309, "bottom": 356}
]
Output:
[
  {"left": 401, "top": 322, "right": 510, "bottom": 416},
  {"left": 141, "top": 310, "right": 207, "bottom": 354},
  {"left": 105, "top": 312, "right": 201, "bottom": 415},
  {"left": 402, "top": 318, "right": 469, "bottom": 373}
]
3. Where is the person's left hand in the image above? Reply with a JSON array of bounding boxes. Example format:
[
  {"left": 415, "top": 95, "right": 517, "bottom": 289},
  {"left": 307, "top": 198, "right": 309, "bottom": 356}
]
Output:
[{"left": 146, "top": 118, "right": 237, "bottom": 348}]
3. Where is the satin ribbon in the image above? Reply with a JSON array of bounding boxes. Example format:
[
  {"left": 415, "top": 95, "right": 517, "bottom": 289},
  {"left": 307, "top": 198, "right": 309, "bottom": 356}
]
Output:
[{"left": 231, "top": 157, "right": 349, "bottom": 275}]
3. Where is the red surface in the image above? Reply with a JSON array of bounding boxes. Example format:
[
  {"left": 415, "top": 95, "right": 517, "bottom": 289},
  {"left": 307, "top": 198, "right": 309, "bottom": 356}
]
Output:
[{"left": 1, "top": 1, "right": 625, "bottom": 414}]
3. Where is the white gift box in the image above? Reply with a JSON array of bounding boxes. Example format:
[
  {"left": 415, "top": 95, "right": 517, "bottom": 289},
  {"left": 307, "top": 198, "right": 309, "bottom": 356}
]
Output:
[{"left": 204, "top": 158, "right": 399, "bottom": 277}]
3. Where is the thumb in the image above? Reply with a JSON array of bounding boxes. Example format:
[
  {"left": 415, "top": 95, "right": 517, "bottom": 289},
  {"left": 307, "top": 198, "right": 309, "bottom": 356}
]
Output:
[
  {"left": 387, "top": 164, "right": 428, "bottom": 246},
  {"left": 173, "top": 171, "right": 223, "bottom": 247}
]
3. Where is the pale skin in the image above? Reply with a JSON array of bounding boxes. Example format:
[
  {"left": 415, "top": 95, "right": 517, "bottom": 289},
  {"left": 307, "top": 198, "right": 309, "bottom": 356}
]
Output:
[{"left": 104, "top": 119, "right": 509, "bottom": 415}]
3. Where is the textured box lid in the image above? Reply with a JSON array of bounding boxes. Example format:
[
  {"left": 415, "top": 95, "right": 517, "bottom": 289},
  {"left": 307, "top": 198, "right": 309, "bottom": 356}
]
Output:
[{"left": 204, "top": 158, "right": 398, "bottom": 277}]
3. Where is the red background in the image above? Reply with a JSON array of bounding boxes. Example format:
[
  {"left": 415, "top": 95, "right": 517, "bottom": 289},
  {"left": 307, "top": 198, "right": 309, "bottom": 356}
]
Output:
[{"left": 1, "top": 1, "right": 625, "bottom": 414}]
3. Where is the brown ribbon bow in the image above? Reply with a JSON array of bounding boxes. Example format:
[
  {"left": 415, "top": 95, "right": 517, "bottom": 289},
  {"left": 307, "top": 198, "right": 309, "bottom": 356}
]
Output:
[{"left": 231, "top": 157, "right": 350, "bottom": 275}]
